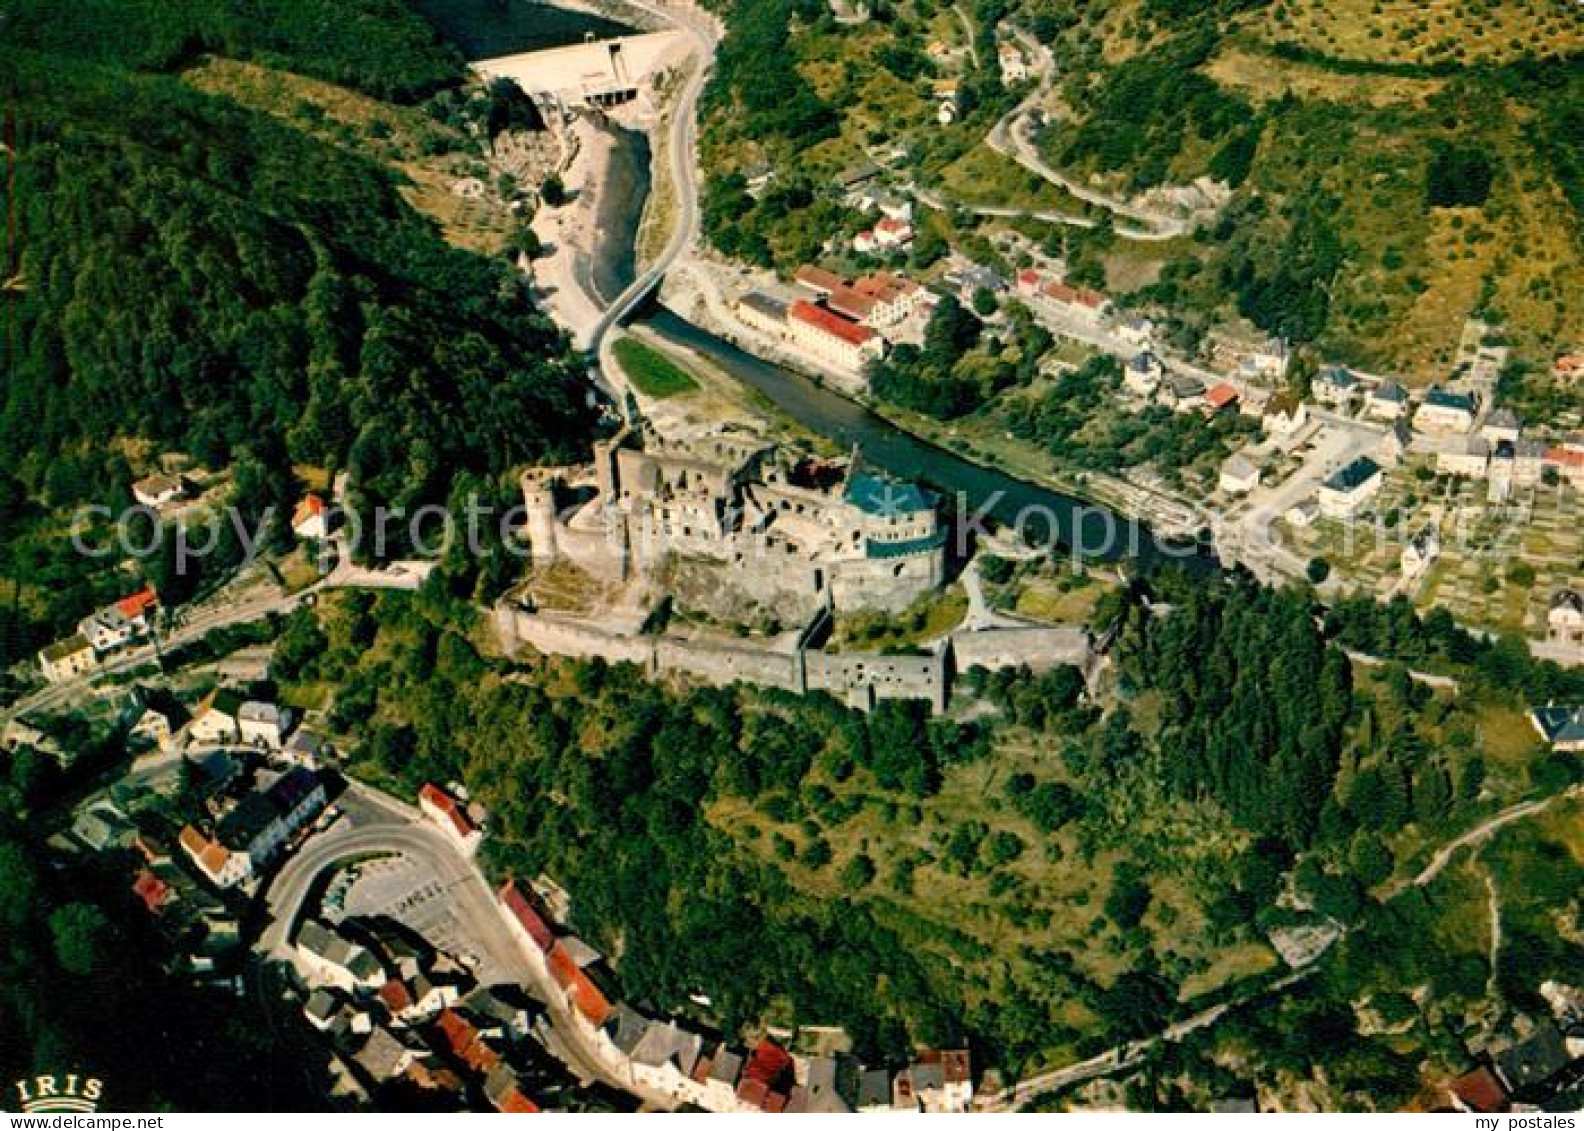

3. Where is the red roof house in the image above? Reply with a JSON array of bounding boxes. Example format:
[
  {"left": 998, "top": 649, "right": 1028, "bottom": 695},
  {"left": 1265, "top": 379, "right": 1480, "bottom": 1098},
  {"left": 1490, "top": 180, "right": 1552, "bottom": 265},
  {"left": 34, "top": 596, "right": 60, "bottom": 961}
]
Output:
[
  {"left": 115, "top": 585, "right": 160, "bottom": 621},
  {"left": 131, "top": 869, "right": 172, "bottom": 914},
  {"left": 547, "top": 941, "right": 613, "bottom": 1027},
  {"left": 737, "top": 1039, "right": 795, "bottom": 1110},
  {"left": 499, "top": 880, "right": 556, "bottom": 953},
  {"left": 1204, "top": 382, "right": 1241, "bottom": 412},
  {"left": 789, "top": 300, "right": 875, "bottom": 348},
  {"left": 1447, "top": 1066, "right": 1508, "bottom": 1114}
]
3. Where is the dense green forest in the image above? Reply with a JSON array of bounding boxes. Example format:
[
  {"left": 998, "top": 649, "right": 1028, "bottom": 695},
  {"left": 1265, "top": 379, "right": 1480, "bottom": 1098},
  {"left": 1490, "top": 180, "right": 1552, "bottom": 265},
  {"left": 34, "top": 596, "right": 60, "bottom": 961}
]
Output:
[
  {"left": 0, "top": 6, "right": 595, "bottom": 671},
  {"left": 268, "top": 569, "right": 1580, "bottom": 1090}
]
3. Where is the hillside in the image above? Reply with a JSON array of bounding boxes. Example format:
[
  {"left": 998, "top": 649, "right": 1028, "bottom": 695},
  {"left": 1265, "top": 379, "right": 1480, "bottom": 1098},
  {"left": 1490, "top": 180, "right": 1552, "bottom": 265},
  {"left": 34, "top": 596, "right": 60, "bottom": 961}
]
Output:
[
  {"left": 697, "top": 0, "right": 1584, "bottom": 379},
  {"left": 0, "top": 9, "right": 593, "bottom": 671}
]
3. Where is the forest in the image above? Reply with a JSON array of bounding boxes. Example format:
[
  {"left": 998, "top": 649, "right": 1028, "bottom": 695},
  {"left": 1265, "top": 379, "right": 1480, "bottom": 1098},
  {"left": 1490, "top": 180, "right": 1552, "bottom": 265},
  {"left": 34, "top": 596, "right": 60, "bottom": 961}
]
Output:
[
  {"left": 0, "top": 8, "right": 595, "bottom": 670},
  {"left": 263, "top": 568, "right": 1579, "bottom": 1088}
]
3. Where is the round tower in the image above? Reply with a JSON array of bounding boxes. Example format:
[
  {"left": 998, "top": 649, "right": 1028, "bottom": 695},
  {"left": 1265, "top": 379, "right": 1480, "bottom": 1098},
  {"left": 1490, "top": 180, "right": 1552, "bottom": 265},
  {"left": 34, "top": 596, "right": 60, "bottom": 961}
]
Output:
[{"left": 520, "top": 470, "right": 561, "bottom": 568}]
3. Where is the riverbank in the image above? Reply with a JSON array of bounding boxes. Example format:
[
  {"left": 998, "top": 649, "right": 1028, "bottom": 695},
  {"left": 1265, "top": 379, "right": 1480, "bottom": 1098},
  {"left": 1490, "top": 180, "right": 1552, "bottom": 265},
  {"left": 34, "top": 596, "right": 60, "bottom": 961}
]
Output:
[{"left": 528, "top": 115, "right": 649, "bottom": 349}]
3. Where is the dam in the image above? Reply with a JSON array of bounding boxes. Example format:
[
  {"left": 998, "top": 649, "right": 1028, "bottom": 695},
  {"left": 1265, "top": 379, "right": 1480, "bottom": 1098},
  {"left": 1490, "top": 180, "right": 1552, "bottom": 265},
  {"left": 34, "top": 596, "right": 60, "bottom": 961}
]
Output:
[{"left": 472, "top": 30, "right": 689, "bottom": 108}]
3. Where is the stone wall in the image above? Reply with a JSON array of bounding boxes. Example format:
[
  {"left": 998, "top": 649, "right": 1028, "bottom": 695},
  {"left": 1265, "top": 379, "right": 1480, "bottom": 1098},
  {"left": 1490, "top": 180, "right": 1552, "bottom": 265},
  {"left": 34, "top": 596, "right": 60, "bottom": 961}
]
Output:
[
  {"left": 805, "top": 649, "right": 948, "bottom": 714},
  {"left": 950, "top": 626, "right": 1090, "bottom": 673}
]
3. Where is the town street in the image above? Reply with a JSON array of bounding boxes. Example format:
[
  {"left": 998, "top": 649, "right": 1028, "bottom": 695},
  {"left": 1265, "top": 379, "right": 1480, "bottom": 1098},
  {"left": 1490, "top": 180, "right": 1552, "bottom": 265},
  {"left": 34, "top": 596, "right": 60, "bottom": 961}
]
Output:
[{"left": 258, "top": 781, "right": 675, "bottom": 1108}]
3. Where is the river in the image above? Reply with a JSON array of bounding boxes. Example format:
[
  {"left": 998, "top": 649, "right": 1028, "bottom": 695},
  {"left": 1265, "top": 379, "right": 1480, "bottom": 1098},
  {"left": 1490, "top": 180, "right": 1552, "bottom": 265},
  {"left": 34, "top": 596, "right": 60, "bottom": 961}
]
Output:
[{"left": 639, "top": 306, "right": 1210, "bottom": 569}]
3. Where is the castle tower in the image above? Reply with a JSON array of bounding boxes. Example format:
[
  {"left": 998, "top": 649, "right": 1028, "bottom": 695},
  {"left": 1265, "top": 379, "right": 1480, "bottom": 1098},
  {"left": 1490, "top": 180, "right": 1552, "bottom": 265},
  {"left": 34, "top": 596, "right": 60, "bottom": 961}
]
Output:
[{"left": 520, "top": 471, "right": 560, "bottom": 568}]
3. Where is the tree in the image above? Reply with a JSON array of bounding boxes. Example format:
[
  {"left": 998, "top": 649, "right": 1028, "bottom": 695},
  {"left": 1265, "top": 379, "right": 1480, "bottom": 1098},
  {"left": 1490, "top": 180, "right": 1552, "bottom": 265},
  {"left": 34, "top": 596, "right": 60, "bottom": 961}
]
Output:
[
  {"left": 1307, "top": 556, "right": 1331, "bottom": 584},
  {"left": 49, "top": 903, "right": 112, "bottom": 976},
  {"left": 541, "top": 172, "right": 567, "bottom": 206}
]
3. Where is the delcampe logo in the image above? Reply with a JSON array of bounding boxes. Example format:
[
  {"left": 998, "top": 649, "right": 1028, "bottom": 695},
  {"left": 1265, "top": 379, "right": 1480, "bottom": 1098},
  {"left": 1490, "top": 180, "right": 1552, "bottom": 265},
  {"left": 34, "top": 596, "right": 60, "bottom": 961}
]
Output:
[{"left": 10, "top": 1073, "right": 105, "bottom": 1114}]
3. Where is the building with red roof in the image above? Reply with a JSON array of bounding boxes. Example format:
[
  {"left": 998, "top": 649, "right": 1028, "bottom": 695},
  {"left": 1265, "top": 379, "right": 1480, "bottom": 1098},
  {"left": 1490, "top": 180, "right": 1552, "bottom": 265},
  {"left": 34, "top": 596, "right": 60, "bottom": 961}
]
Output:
[
  {"left": 787, "top": 300, "right": 883, "bottom": 373},
  {"left": 114, "top": 585, "right": 160, "bottom": 622},
  {"left": 1447, "top": 1066, "right": 1508, "bottom": 1113},
  {"left": 292, "top": 493, "right": 330, "bottom": 540},
  {"left": 547, "top": 941, "right": 613, "bottom": 1028},
  {"left": 499, "top": 879, "right": 556, "bottom": 955},
  {"left": 131, "top": 869, "right": 173, "bottom": 915},
  {"left": 736, "top": 1039, "right": 794, "bottom": 1111},
  {"left": 419, "top": 783, "right": 482, "bottom": 856},
  {"left": 1204, "top": 382, "right": 1241, "bottom": 413}
]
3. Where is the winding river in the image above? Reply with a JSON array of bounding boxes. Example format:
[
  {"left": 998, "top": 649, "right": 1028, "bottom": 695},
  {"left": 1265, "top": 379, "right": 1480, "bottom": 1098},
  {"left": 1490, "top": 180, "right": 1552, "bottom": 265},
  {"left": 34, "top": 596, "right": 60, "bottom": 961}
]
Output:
[{"left": 638, "top": 306, "right": 1210, "bottom": 569}]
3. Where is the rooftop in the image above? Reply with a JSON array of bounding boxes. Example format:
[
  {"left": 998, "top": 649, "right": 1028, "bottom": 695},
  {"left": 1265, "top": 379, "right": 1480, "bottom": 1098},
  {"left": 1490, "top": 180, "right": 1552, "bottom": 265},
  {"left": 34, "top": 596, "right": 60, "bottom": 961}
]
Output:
[
  {"left": 1324, "top": 456, "right": 1382, "bottom": 492},
  {"left": 845, "top": 471, "right": 933, "bottom": 516}
]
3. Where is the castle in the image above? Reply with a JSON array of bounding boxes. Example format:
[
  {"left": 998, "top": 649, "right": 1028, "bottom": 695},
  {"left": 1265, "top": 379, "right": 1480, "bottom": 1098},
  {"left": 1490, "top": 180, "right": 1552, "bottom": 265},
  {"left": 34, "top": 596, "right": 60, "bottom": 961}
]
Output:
[{"left": 519, "top": 425, "right": 947, "bottom": 621}]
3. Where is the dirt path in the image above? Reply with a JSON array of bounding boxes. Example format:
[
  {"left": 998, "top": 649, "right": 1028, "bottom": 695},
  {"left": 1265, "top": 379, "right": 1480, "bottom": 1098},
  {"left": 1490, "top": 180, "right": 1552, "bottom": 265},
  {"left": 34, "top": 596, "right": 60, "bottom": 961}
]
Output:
[{"left": 1393, "top": 784, "right": 1582, "bottom": 896}]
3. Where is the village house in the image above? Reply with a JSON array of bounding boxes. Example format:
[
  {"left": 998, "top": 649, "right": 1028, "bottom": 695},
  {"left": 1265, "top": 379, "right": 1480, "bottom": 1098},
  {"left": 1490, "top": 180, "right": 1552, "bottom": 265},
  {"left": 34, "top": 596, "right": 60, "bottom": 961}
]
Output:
[
  {"left": 1481, "top": 407, "right": 1522, "bottom": 445},
  {"left": 238, "top": 701, "right": 293, "bottom": 748},
  {"left": 129, "top": 703, "right": 177, "bottom": 751},
  {"left": 1314, "top": 365, "right": 1358, "bottom": 408},
  {"left": 1262, "top": 393, "right": 1308, "bottom": 437},
  {"left": 186, "top": 688, "right": 247, "bottom": 746},
  {"left": 828, "top": 272, "right": 927, "bottom": 328},
  {"left": 852, "top": 217, "right": 913, "bottom": 255},
  {"left": 1219, "top": 452, "right": 1262, "bottom": 496},
  {"left": 419, "top": 783, "right": 484, "bottom": 857},
  {"left": 997, "top": 39, "right": 1030, "bottom": 83},
  {"left": 629, "top": 1019, "right": 706, "bottom": 1103},
  {"left": 1365, "top": 380, "right": 1408, "bottom": 421},
  {"left": 213, "top": 766, "right": 327, "bottom": 878},
  {"left": 1123, "top": 351, "right": 1164, "bottom": 396},
  {"left": 793, "top": 265, "right": 843, "bottom": 297},
  {"left": 1510, "top": 438, "right": 1546, "bottom": 488},
  {"left": 293, "top": 493, "right": 331, "bottom": 540},
  {"left": 1413, "top": 387, "right": 1478, "bottom": 435},
  {"left": 1203, "top": 381, "right": 1240, "bottom": 415},
  {"left": 893, "top": 1050, "right": 972, "bottom": 1113},
  {"left": 1016, "top": 269, "right": 1109, "bottom": 324},
  {"left": 1400, "top": 526, "right": 1440, "bottom": 583},
  {"left": 1163, "top": 374, "right": 1206, "bottom": 413},
  {"left": 179, "top": 825, "right": 250, "bottom": 889},
  {"left": 1318, "top": 456, "right": 1383, "bottom": 519},
  {"left": 38, "top": 634, "right": 98, "bottom": 684},
  {"left": 736, "top": 1040, "right": 796, "bottom": 1113},
  {"left": 77, "top": 585, "right": 159, "bottom": 654},
  {"left": 1438, "top": 434, "right": 1490, "bottom": 479},
  {"left": 132, "top": 473, "right": 188, "bottom": 509},
  {"left": 1548, "top": 590, "right": 1584, "bottom": 647},
  {"left": 735, "top": 292, "right": 789, "bottom": 339},
  {"left": 1377, "top": 419, "right": 1412, "bottom": 468},
  {"left": 1529, "top": 704, "right": 1584, "bottom": 751},
  {"left": 1112, "top": 312, "right": 1155, "bottom": 349},
  {"left": 787, "top": 300, "right": 885, "bottom": 373},
  {"left": 296, "top": 919, "right": 387, "bottom": 994},
  {"left": 1555, "top": 353, "right": 1584, "bottom": 383},
  {"left": 1544, "top": 443, "right": 1584, "bottom": 490}
]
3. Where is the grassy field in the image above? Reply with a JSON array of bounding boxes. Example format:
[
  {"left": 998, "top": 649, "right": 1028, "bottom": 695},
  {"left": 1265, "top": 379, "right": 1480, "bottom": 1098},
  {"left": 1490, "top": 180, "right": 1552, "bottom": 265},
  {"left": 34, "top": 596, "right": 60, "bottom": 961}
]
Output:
[
  {"left": 830, "top": 584, "right": 968, "bottom": 651},
  {"left": 612, "top": 337, "right": 701, "bottom": 399},
  {"left": 1256, "top": 0, "right": 1584, "bottom": 68}
]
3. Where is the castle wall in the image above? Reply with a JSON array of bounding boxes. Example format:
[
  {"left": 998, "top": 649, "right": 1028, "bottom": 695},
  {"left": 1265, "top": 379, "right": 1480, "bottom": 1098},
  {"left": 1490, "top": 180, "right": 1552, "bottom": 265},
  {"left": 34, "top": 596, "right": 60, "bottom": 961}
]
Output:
[
  {"left": 830, "top": 551, "right": 943, "bottom": 614},
  {"left": 950, "top": 626, "right": 1091, "bottom": 673},
  {"left": 653, "top": 637, "right": 803, "bottom": 694},
  {"left": 805, "top": 649, "right": 948, "bottom": 714}
]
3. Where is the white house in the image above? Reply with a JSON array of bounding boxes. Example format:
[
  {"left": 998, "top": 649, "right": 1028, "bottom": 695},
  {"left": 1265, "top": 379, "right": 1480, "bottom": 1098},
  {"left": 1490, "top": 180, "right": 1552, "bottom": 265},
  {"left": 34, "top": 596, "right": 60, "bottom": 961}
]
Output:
[
  {"left": 1365, "top": 381, "right": 1408, "bottom": 421},
  {"left": 1123, "top": 351, "right": 1164, "bottom": 396},
  {"left": 1219, "top": 452, "right": 1262, "bottom": 496},
  {"left": 787, "top": 300, "right": 884, "bottom": 373},
  {"left": 997, "top": 40, "right": 1030, "bottom": 83},
  {"left": 1480, "top": 407, "right": 1522, "bottom": 445},
  {"left": 630, "top": 1020, "right": 707, "bottom": 1105},
  {"left": 1314, "top": 365, "right": 1358, "bottom": 408},
  {"left": 293, "top": 494, "right": 331, "bottom": 540},
  {"left": 238, "top": 701, "right": 293, "bottom": 748},
  {"left": 419, "top": 783, "right": 484, "bottom": 857},
  {"left": 1413, "top": 387, "right": 1478, "bottom": 435},
  {"left": 1548, "top": 589, "right": 1584, "bottom": 647},
  {"left": 38, "top": 634, "right": 98, "bottom": 684},
  {"left": 1263, "top": 395, "right": 1308, "bottom": 437},
  {"left": 132, "top": 474, "right": 187, "bottom": 509},
  {"left": 1437, "top": 435, "right": 1490, "bottom": 478},
  {"left": 1318, "top": 456, "right": 1383, "bottom": 519},
  {"left": 295, "top": 919, "right": 386, "bottom": 994},
  {"left": 187, "top": 689, "right": 246, "bottom": 746}
]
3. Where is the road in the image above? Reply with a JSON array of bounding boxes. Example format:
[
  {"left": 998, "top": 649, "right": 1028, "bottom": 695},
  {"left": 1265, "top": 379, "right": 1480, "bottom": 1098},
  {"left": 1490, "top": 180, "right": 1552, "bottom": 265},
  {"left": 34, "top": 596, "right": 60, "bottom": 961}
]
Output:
[
  {"left": 259, "top": 782, "right": 669, "bottom": 1104},
  {"left": 980, "top": 27, "right": 1189, "bottom": 242},
  {"left": 1390, "top": 783, "right": 1583, "bottom": 896},
  {"left": 589, "top": 0, "right": 719, "bottom": 410},
  {"left": 3, "top": 581, "right": 314, "bottom": 726}
]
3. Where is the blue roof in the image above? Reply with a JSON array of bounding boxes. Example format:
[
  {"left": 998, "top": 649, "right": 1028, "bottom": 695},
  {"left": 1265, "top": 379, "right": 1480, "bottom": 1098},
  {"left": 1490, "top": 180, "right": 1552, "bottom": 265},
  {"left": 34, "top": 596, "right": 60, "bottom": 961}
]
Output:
[
  {"left": 1372, "top": 381, "right": 1407, "bottom": 402},
  {"left": 845, "top": 472, "right": 934, "bottom": 516},
  {"left": 865, "top": 531, "right": 947, "bottom": 559},
  {"left": 1320, "top": 365, "right": 1356, "bottom": 387},
  {"left": 1531, "top": 705, "right": 1584, "bottom": 745},
  {"left": 1425, "top": 388, "right": 1476, "bottom": 412},
  {"left": 1324, "top": 456, "right": 1381, "bottom": 492}
]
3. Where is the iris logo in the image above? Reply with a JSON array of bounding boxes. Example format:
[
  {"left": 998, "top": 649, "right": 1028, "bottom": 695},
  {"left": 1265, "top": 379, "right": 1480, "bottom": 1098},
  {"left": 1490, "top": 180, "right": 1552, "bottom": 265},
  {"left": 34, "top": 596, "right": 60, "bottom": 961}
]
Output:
[{"left": 10, "top": 1073, "right": 105, "bottom": 1114}]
